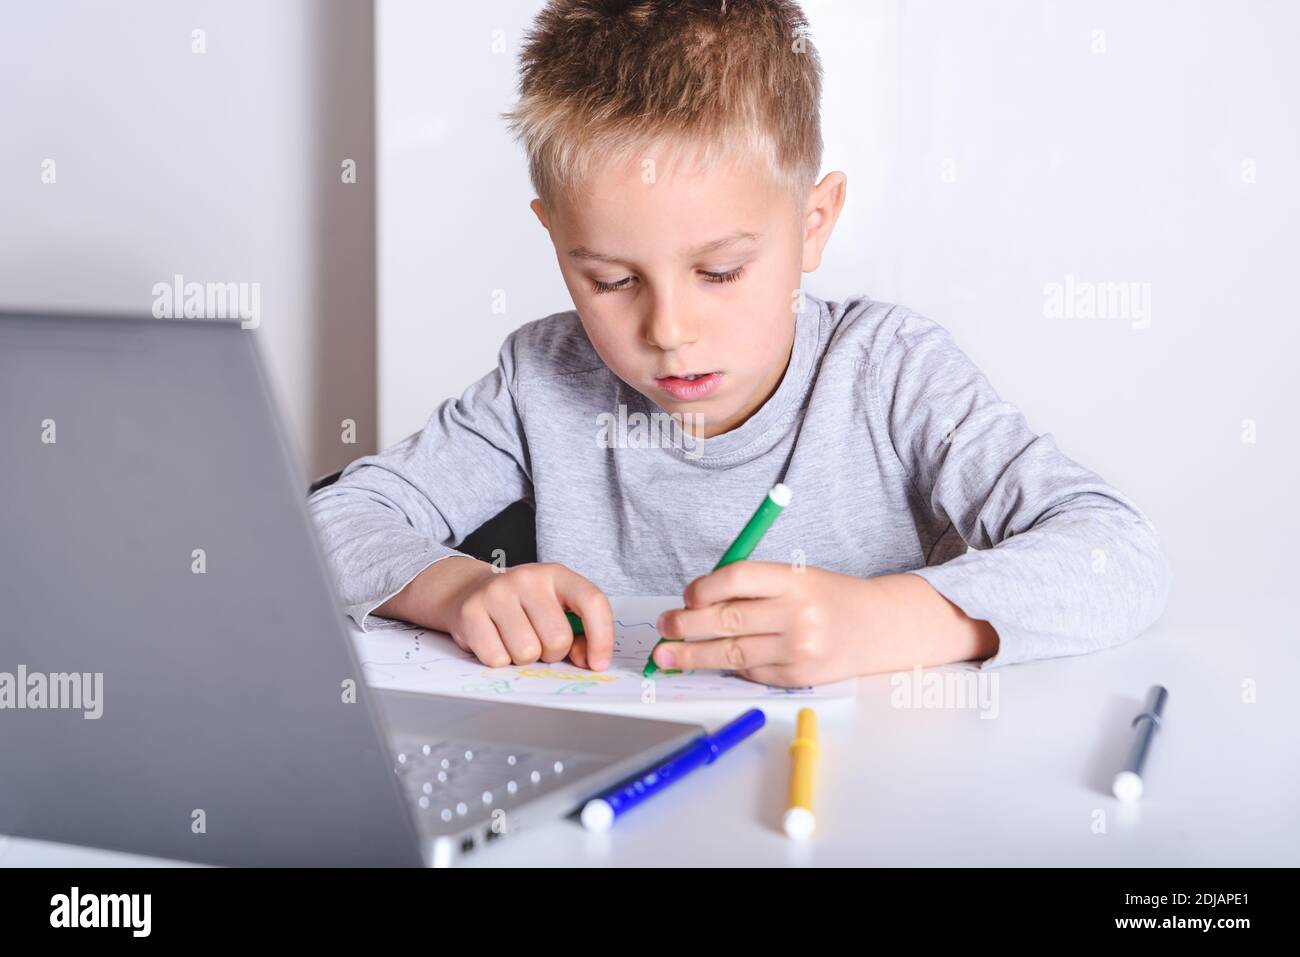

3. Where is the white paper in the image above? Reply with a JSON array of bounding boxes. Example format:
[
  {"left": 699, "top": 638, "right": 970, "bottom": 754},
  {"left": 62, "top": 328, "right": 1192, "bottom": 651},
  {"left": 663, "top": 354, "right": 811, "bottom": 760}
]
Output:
[{"left": 353, "top": 596, "right": 856, "bottom": 701}]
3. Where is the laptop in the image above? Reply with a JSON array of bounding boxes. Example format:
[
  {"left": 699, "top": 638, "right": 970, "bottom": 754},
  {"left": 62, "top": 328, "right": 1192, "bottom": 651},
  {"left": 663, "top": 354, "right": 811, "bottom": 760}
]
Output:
[{"left": 0, "top": 311, "right": 703, "bottom": 867}]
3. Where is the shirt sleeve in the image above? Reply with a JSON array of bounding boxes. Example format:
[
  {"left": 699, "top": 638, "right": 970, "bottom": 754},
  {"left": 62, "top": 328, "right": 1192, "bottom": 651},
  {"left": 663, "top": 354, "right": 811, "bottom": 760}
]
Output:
[
  {"left": 872, "top": 308, "right": 1171, "bottom": 668},
  {"left": 308, "top": 335, "right": 533, "bottom": 631}
]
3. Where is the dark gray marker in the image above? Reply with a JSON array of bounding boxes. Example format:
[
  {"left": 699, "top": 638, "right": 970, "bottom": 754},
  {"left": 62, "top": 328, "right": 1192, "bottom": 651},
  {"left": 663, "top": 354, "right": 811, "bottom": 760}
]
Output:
[{"left": 1113, "top": 685, "right": 1168, "bottom": 802}]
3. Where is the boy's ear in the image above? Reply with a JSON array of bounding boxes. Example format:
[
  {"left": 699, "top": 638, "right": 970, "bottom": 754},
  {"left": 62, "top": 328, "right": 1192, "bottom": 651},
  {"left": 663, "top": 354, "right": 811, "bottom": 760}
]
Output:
[
  {"left": 800, "top": 171, "right": 847, "bottom": 273},
  {"left": 530, "top": 198, "right": 550, "bottom": 231}
]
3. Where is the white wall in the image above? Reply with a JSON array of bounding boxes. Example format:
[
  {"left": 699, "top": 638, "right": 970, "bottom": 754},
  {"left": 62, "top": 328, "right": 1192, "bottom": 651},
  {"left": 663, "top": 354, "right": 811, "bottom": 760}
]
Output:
[
  {"left": 376, "top": 0, "right": 1298, "bottom": 632},
  {"left": 375, "top": 0, "right": 573, "bottom": 448},
  {"left": 0, "top": 0, "right": 376, "bottom": 480}
]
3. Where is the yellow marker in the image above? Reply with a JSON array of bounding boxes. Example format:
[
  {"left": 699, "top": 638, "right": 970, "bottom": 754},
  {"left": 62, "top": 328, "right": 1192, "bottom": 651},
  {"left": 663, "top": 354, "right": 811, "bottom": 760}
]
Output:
[{"left": 783, "top": 708, "right": 819, "bottom": 840}]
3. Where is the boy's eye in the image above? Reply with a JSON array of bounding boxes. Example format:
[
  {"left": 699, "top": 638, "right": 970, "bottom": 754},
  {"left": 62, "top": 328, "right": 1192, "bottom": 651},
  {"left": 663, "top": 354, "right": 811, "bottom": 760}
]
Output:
[
  {"left": 589, "top": 266, "right": 745, "bottom": 295},
  {"left": 591, "top": 276, "right": 635, "bottom": 294},
  {"left": 700, "top": 266, "right": 745, "bottom": 285}
]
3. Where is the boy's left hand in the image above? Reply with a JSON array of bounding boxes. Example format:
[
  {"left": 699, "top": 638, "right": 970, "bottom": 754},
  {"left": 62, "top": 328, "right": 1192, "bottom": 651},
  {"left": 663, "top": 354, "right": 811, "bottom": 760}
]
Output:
[{"left": 652, "top": 562, "right": 997, "bottom": 687}]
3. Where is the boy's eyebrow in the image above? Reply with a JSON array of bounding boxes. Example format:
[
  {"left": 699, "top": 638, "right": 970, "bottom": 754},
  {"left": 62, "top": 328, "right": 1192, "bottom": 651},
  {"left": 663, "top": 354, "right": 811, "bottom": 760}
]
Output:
[{"left": 567, "top": 230, "right": 763, "bottom": 264}]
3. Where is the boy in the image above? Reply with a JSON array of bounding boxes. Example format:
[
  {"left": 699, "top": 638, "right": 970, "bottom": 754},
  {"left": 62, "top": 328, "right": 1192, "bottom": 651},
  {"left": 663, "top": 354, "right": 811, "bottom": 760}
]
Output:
[{"left": 309, "top": 0, "right": 1170, "bottom": 687}]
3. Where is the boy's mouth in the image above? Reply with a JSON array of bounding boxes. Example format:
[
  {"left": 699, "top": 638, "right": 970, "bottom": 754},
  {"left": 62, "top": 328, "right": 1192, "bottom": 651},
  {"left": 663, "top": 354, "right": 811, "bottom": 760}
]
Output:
[{"left": 654, "top": 370, "right": 723, "bottom": 401}]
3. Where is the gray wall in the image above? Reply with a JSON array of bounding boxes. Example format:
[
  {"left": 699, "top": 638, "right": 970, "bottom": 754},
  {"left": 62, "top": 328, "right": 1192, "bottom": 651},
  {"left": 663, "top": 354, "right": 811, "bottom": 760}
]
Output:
[{"left": 0, "top": 0, "right": 376, "bottom": 480}]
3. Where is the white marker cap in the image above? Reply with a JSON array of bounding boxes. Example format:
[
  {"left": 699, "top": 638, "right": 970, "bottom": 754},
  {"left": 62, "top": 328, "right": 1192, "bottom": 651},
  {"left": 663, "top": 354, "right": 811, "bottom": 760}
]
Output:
[
  {"left": 769, "top": 483, "right": 792, "bottom": 508},
  {"left": 1112, "top": 770, "right": 1144, "bottom": 802},
  {"left": 782, "top": 806, "right": 816, "bottom": 840},
  {"left": 580, "top": 798, "right": 614, "bottom": 832}
]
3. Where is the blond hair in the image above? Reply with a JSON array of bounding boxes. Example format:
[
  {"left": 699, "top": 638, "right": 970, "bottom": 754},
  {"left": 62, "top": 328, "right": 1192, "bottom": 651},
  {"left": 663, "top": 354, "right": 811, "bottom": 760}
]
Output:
[{"left": 503, "top": 0, "right": 824, "bottom": 213}]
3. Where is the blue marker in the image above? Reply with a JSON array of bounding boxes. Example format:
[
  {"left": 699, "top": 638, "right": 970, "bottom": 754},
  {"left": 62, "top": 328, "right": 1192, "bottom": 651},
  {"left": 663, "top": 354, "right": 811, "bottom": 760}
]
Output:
[{"left": 579, "top": 709, "right": 766, "bottom": 831}]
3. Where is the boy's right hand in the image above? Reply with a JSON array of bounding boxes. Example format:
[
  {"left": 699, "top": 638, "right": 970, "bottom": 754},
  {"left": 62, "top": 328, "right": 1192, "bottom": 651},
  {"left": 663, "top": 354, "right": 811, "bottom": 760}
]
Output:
[{"left": 375, "top": 556, "right": 614, "bottom": 671}]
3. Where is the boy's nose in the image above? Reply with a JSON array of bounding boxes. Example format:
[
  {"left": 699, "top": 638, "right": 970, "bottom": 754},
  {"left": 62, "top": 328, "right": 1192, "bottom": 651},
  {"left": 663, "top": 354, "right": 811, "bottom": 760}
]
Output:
[{"left": 643, "top": 296, "right": 698, "bottom": 351}]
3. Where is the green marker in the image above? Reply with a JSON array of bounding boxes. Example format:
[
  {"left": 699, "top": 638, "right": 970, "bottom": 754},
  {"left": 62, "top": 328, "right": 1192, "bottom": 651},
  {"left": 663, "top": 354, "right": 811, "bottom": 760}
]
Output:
[
  {"left": 644, "top": 483, "right": 792, "bottom": 677},
  {"left": 566, "top": 611, "right": 584, "bottom": 635}
]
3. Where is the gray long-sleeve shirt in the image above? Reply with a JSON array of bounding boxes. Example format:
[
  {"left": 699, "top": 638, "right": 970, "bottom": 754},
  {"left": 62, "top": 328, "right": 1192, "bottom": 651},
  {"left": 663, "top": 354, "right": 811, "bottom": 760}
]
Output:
[{"left": 308, "top": 293, "right": 1170, "bottom": 669}]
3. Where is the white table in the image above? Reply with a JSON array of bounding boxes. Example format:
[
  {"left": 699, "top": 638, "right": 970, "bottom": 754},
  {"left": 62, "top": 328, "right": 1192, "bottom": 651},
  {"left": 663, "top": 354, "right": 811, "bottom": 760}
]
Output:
[{"left": 4, "top": 609, "right": 1296, "bottom": 867}]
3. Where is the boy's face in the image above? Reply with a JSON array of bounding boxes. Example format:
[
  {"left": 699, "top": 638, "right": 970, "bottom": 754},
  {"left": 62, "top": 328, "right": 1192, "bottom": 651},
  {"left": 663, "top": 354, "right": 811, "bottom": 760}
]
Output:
[{"left": 532, "top": 149, "right": 844, "bottom": 438}]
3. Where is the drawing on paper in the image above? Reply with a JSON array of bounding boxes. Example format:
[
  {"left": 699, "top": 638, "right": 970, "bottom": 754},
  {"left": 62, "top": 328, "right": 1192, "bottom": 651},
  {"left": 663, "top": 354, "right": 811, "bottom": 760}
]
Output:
[{"left": 354, "top": 596, "right": 855, "bottom": 702}]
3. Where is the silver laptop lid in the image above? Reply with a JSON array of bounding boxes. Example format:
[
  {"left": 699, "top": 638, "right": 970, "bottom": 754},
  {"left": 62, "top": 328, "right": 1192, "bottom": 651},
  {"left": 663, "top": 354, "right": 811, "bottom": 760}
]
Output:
[{"left": 0, "top": 312, "right": 424, "bottom": 866}]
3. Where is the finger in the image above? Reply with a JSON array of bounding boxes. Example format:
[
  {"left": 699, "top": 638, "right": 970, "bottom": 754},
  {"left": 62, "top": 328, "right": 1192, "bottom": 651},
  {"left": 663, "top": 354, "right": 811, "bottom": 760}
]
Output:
[
  {"left": 738, "top": 664, "right": 805, "bottom": 688},
  {"left": 568, "top": 636, "right": 589, "bottom": 669},
  {"left": 653, "top": 633, "right": 788, "bottom": 673},
  {"left": 658, "top": 596, "right": 788, "bottom": 641},
  {"left": 554, "top": 571, "right": 615, "bottom": 671},
  {"left": 488, "top": 599, "right": 543, "bottom": 664},
  {"left": 683, "top": 561, "right": 791, "bottom": 609},
  {"left": 456, "top": 606, "right": 511, "bottom": 668},
  {"left": 519, "top": 592, "right": 575, "bottom": 664}
]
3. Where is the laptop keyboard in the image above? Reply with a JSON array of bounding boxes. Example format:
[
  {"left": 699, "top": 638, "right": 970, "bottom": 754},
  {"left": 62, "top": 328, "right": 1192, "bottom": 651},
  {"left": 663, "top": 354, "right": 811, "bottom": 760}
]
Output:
[{"left": 390, "top": 737, "right": 593, "bottom": 827}]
